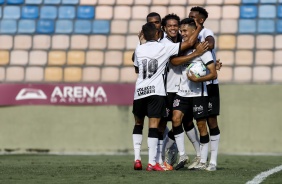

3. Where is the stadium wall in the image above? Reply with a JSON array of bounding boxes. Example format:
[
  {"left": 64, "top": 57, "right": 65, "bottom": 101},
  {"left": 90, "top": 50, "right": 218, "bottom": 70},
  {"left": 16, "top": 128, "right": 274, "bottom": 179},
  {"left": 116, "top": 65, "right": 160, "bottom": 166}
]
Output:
[{"left": 0, "top": 84, "right": 281, "bottom": 155}]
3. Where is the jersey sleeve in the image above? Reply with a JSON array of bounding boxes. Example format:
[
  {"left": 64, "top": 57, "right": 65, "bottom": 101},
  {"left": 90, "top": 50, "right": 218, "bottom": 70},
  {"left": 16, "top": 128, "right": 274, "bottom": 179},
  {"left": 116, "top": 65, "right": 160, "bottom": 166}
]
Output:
[
  {"left": 133, "top": 48, "right": 138, "bottom": 67},
  {"left": 164, "top": 42, "right": 180, "bottom": 57},
  {"left": 200, "top": 51, "right": 214, "bottom": 66},
  {"left": 203, "top": 29, "right": 214, "bottom": 40}
]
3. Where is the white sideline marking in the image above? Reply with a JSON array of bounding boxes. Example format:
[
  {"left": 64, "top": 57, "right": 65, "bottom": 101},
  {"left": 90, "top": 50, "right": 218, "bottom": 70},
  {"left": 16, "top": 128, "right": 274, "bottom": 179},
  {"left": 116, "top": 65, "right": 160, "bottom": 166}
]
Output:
[{"left": 246, "top": 165, "right": 282, "bottom": 184}]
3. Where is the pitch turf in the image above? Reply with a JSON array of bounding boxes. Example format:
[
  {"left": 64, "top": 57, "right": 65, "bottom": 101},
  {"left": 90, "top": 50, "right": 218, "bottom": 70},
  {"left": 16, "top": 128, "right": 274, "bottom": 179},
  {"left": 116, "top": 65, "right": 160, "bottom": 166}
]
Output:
[{"left": 0, "top": 154, "right": 281, "bottom": 184}]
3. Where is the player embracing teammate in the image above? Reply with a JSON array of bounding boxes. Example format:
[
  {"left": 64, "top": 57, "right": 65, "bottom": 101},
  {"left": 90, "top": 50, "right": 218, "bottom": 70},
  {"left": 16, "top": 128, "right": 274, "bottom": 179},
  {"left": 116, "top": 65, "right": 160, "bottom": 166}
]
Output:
[
  {"left": 132, "top": 6, "right": 222, "bottom": 172},
  {"left": 189, "top": 6, "right": 221, "bottom": 171},
  {"left": 132, "top": 21, "right": 208, "bottom": 171}
]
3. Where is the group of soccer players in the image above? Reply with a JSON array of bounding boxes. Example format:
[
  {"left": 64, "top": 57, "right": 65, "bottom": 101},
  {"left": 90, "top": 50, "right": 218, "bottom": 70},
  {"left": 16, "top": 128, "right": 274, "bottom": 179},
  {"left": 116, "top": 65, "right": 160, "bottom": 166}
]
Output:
[{"left": 132, "top": 6, "right": 222, "bottom": 172}]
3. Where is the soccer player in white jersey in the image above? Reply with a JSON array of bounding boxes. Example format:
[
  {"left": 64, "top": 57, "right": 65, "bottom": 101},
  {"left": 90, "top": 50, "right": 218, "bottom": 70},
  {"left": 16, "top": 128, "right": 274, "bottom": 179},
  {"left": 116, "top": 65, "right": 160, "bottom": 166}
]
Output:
[
  {"left": 189, "top": 6, "right": 221, "bottom": 171},
  {"left": 132, "top": 12, "right": 204, "bottom": 171},
  {"left": 170, "top": 18, "right": 217, "bottom": 170},
  {"left": 158, "top": 14, "right": 203, "bottom": 170},
  {"left": 132, "top": 12, "right": 163, "bottom": 171},
  {"left": 132, "top": 22, "right": 208, "bottom": 171}
]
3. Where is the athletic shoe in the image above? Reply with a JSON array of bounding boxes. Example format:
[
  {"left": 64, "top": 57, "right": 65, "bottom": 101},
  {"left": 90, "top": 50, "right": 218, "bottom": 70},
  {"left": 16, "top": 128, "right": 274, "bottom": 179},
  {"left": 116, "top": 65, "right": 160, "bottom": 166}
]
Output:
[
  {"left": 134, "top": 160, "right": 142, "bottom": 170},
  {"left": 174, "top": 154, "right": 189, "bottom": 170},
  {"left": 159, "top": 163, "right": 169, "bottom": 171},
  {"left": 188, "top": 156, "right": 201, "bottom": 170},
  {"left": 194, "top": 162, "right": 207, "bottom": 170},
  {"left": 146, "top": 163, "right": 165, "bottom": 171},
  {"left": 165, "top": 147, "right": 178, "bottom": 166},
  {"left": 163, "top": 162, "right": 174, "bottom": 170},
  {"left": 206, "top": 163, "right": 217, "bottom": 171}
]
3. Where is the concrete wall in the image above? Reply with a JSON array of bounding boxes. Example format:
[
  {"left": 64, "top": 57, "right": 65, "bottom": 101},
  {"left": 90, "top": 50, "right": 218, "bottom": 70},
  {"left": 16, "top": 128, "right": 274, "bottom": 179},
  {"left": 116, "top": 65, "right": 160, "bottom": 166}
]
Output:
[{"left": 0, "top": 84, "right": 281, "bottom": 154}]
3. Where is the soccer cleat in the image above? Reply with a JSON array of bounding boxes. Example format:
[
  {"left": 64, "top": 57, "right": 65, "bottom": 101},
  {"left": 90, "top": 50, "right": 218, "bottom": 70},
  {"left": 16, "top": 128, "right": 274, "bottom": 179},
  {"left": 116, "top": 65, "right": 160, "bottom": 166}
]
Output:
[
  {"left": 146, "top": 163, "right": 165, "bottom": 171},
  {"left": 159, "top": 163, "right": 169, "bottom": 171},
  {"left": 174, "top": 154, "right": 189, "bottom": 170},
  {"left": 163, "top": 162, "right": 174, "bottom": 171},
  {"left": 165, "top": 146, "right": 178, "bottom": 166},
  {"left": 134, "top": 160, "right": 142, "bottom": 170},
  {"left": 188, "top": 156, "right": 201, "bottom": 170},
  {"left": 206, "top": 163, "right": 217, "bottom": 171},
  {"left": 194, "top": 162, "right": 207, "bottom": 170}
]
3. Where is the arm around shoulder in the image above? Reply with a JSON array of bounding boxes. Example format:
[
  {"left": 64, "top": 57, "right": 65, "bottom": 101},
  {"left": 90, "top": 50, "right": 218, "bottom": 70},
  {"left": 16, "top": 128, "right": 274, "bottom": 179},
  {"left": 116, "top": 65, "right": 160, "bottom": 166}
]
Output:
[{"left": 170, "top": 41, "right": 209, "bottom": 66}]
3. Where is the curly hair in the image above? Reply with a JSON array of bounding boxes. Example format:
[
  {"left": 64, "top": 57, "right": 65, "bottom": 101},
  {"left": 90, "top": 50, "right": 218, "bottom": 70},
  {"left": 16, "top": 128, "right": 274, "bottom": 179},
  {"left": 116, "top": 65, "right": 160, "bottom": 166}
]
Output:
[
  {"left": 161, "top": 13, "right": 180, "bottom": 27},
  {"left": 190, "top": 6, "right": 208, "bottom": 19}
]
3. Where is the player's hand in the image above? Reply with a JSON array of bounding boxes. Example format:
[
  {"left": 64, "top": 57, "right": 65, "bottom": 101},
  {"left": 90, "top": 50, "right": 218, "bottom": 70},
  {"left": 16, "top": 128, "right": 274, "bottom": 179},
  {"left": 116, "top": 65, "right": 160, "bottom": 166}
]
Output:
[
  {"left": 194, "top": 41, "right": 209, "bottom": 56},
  {"left": 187, "top": 71, "right": 198, "bottom": 82},
  {"left": 138, "top": 31, "right": 146, "bottom": 45},
  {"left": 216, "top": 59, "right": 222, "bottom": 71},
  {"left": 195, "top": 20, "right": 203, "bottom": 30}
]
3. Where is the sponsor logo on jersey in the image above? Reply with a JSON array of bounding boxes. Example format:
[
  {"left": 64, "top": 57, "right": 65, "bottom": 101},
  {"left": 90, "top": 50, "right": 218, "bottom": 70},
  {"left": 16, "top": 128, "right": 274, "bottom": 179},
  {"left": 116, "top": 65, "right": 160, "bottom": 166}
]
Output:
[
  {"left": 178, "top": 89, "right": 194, "bottom": 95},
  {"left": 193, "top": 105, "right": 203, "bottom": 112},
  {"left": 50, "top": 86, "right": 107, "bottom": 103},
  {"left": 16, "top": 88, "right": 47, "bottom": 100},
  {"left": 137, "top": 85, "right": 155, "bottom": 96}
]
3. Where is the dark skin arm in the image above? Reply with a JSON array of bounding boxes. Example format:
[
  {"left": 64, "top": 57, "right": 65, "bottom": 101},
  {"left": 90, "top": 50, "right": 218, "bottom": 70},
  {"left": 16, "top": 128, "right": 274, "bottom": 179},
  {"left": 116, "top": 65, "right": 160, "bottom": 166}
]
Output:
[
  {"left": 170, "top": 41, "right": 209, "bottom": 66},
  {"left": 206, "top": 36, "right": 215, "bottom": 50},
  {"left": 188, "top": 62, "right": 217, "bottom": 82},
  {"left": 205, "top": 35, "right": 223, "bottom": 70}
]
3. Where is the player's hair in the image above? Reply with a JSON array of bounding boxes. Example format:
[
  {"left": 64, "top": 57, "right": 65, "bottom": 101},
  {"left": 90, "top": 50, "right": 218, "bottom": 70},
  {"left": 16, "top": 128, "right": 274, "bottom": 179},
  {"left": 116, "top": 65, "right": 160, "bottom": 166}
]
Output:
[
  {"left": 180, "top": 18, "right": 196, "bottom": 29},
  {"left": 142, "top": 22, "right": 157, "bottom": 41},
  {"left": 146, "top": 12, "right": 161, "bottom": 22},
  {"left": 190, "top": 6, "right": 208, "bottom": 20},
  {"left": 161, "top": 13, "right": 180, "bottom": 27}
]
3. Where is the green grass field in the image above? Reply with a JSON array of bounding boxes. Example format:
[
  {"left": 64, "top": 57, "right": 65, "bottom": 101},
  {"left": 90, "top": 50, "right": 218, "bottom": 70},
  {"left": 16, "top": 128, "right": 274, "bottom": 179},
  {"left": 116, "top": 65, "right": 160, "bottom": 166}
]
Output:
[{"left": 0, "top": 154, "right": 281, "bottom": 184}]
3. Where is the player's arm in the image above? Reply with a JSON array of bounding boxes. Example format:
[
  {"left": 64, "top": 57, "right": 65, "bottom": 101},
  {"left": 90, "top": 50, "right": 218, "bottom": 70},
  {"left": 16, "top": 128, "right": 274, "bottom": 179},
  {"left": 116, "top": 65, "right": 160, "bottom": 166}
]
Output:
[
  {"left": 188, "top": 61, "right": 217, "bottom": 82},
  {"left": 205, "top": 36, "right": 215, "bottom": 50},
  {"left": 204, "top": 33, "right": 222, "bottom": 70},
  {"left": 170, "top": 41, "right": 208, "bottom": 66},
  {"left": 180, "top": 24, "right": 203, "bottom": 51}
]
